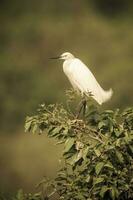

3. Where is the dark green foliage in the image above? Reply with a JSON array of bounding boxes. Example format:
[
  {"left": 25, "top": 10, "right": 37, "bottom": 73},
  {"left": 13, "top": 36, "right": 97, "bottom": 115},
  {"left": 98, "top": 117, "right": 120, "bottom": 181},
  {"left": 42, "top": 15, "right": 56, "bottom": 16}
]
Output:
[
  {"left": 1, "top": 0, "right": 133, "bottom": 134},
  {"left": 25, "top": 91, "right": 133, "bottom": 200}
]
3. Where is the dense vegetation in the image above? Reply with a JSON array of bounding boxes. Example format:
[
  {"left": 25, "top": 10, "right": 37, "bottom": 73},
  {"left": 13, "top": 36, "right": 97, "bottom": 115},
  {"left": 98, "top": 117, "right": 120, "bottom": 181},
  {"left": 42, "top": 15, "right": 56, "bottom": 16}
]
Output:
[
  {"left": 1, "top": 0, "right": 133, "bottom": 132},
  {"left": 23, "top": 91, "right": 133, "bottom": 200}
]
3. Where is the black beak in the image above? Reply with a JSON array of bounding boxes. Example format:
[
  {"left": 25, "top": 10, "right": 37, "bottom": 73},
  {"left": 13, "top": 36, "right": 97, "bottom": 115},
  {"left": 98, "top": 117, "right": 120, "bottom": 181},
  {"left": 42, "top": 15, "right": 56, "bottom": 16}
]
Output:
[{"left": 50, "top": 56, "right": 61, "bottom": 59}]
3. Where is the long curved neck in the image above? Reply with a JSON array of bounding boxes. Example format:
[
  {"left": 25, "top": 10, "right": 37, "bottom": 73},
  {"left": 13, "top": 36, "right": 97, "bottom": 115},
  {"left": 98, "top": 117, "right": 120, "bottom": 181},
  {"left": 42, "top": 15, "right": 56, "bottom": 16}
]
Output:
[{"left": 63, "top": 57, "right": 75, "bottom": 66}]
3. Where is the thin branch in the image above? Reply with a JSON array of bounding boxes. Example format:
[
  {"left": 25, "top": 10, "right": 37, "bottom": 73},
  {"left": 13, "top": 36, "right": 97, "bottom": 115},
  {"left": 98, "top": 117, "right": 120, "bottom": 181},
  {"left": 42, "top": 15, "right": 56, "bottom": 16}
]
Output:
[
  {"left": 48, "top": 188, "right": 57, "bottom": 198},
  {"left": 88, "top": 134, "right": 104, "bottom": 144}
]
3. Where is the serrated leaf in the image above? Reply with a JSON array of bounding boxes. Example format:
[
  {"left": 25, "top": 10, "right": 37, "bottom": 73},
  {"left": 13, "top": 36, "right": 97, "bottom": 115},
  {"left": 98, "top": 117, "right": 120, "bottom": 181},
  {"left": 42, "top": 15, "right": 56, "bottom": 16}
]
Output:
[
  {"left": 82, "top": 146, "right": 89, "bottom": 160},
  {"left": 94, "top": 148, "right": 101, "bottom": 157},
  {"left": 114, "top": 129, "right": 121, "bottom": 137},
  {"left": 64, "top": 138, "right": 75, "bottom": 153},
  {"left": 85, "top": 174, "right": 90, "bottom": 183},
  {"left": 129, "top": 145, "right": 133, "bottom": 153},
  {"left": 105, "top": 110, "right": 114, "bottom": 114},
  {"left": 116, "top": 150, "right": 124, "bottom": 163},
  {"left": 110, "top": 187, "right": 119, "bottom": 200},
  {"left": 16, "top": 189, "right": 24, "bottom": 200},
  {"left": 76, "top": 193, "right": 85, "bottom": 200},
  {"left": 98, "top": 121, "right": 106, "bottom": 129},
  {"left": 25, "top": 117, "right": 32, "bottom": 132},
  {"left": 63, "top": 128, "right": 68, "bottom": 135},
  {"left": 93, "top": 177, "right": 104, "bottom": 185},
  {"left": 56, "top": 140, "right": 65, "bottom": 145},
  {"left": 124, "top": 132, "right": 131, "bottom": 143},
  {"left": 32, "top": 124, "right": 38, "bottom": 134},
  {"left": 95, "top": 162, "right": 104, "bottom": 175},
  {"left": 115, "top": 138, "right": 121, "bottom": 147},
  {"left": 100, "top": 186, "right": 109, "bottom": 198},
  {"left": 50, "top": 126, "right": 62, "bottom": 137},
  {"left": 104, "top": 161, "right": 114, "bottom": 169},
  {"left": 69, "top": 151, "right": 82, "bottom": 166}
]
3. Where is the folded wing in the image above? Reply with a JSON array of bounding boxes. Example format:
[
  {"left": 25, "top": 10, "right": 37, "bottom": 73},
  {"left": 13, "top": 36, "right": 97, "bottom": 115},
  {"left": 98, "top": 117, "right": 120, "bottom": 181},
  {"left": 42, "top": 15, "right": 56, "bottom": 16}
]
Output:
[{"left": 70, "top": 58, "right": 113, "bottom": 105}]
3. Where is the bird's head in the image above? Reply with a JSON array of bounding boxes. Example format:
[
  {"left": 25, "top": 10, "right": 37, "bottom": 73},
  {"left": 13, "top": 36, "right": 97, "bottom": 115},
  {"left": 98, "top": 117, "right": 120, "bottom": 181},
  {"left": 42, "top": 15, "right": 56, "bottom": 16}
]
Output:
[
  {"left": 60, "top": 52, "right": 75, "bottom": 60},
  {"left": 51, "top": 52, "right": 75, "bottom": 60}
]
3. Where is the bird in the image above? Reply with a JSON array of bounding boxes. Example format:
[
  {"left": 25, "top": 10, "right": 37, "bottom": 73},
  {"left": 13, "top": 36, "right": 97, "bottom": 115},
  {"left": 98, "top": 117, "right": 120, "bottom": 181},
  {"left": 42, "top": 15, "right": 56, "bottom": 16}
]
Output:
[{"left": 51, "top": 52, "right": 113, "bottom": 105}]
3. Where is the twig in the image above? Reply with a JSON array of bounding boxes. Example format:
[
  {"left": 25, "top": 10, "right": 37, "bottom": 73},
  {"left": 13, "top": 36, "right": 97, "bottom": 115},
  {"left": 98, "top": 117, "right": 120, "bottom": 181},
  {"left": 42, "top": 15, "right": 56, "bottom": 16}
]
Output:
[
  {"left": 48, "top": 188, "right": 57, "bottom": 198},
  {"left": 88, "top": 134, "right": 104, "bottom": 144}
]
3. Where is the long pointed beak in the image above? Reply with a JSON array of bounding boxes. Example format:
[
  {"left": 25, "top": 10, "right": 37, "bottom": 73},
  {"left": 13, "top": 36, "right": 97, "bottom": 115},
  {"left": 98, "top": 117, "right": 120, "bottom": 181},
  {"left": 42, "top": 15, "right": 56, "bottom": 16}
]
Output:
[{"left": 50, "top": 56, "right": 61, "bottom": 59}]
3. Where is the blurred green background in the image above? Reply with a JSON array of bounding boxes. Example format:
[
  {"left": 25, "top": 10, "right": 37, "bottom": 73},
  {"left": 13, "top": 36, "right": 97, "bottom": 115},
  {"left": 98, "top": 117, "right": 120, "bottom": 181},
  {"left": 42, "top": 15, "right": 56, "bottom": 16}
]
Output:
[{"left": 0, "top": 0, "right": 133, "bottom": 196}]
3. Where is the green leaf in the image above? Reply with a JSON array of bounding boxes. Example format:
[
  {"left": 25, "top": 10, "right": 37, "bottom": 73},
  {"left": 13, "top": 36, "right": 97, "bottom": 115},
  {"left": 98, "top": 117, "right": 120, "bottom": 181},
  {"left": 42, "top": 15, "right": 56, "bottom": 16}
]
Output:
[
  {"left": 32, "top": 124, "right": 38, "bottom": 134},
  {"left": 93, "top": 177, "right": 104, "bottom": 185},
  {"left": 16, "top": 189, "right": 24, "bottom": 200},
  {"left": 110, "top": 187, "right": 119, "bottom": 200},
  {"left": 94, "top": 148, "right": 101, "bottom": 157},
  {"left": 95, "top": 162, "right": 104, "bottom": 175},
  {"left": 105, "top": 110, "right": 114, "bottom": 114},
  {"left": 115, "top": 138, "right": 121, "bottom": 147},
  {"left": 129, "top": 145, "right": 133, "bottom": 153},
  {"left": 82, "top": 146, "right": 89, "bottom": 160},
  {"left": 114, "top": 129, "right": 121, "bottom": 137},
  {"left": 116, "top": 150, "right": 124, "bottom": 163},
  {"left": 50, "top": 126, "right": 62, "bottom": 137},
  {"left": 124, "top": 132, "right": 131, "bottom": 143},
  {"left": 85, "top": 174, "right": 90, "bottom": 183},
  {"left": 98, "top": 121, "right": 106, "bottom": 129},
  {"left": 64, "top": 138, "right": 75, "bottom": 153},
  {"left": 100, "top": 186, "right": 109, "bottom": 198},
  {"left": 69, "top": 152, "right": 81, "bottom": 165},
  {"left": 25, "top": 117, "right": 32, "bottom": 132},
  {"left": 63, "top": 128, "right": 68, "bottom": 135},
  {"left": 104, "top": 161, "right": 114, "bottom": 170}
]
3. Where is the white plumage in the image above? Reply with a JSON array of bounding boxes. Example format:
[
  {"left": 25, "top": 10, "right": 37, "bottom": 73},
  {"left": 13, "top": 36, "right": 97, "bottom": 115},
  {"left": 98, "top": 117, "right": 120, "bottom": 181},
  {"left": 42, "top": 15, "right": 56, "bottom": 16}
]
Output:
[{"left": 52, "top": 52, "right": 113, "bottom": 105}]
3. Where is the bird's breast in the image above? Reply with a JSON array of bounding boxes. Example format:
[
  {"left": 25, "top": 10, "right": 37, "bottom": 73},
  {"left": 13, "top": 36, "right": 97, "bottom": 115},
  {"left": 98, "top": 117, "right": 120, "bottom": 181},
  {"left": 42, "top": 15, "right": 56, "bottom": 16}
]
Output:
[{"left": 63, "top": 59, "right": 74, "bottom": 77}]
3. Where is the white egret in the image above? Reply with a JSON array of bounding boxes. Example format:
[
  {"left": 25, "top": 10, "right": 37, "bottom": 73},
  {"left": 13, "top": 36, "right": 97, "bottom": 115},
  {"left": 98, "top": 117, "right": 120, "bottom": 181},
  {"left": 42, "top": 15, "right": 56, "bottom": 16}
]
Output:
[{"left": 51, "top": 52, "right": 113, "bottom": 105}]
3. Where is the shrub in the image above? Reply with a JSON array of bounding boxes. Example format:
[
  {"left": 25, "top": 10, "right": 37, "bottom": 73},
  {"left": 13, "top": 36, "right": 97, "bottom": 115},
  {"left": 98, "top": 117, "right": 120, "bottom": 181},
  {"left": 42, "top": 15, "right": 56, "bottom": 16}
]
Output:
[{"left": 25, "top": 91, "right": 133, "bottom": 200}]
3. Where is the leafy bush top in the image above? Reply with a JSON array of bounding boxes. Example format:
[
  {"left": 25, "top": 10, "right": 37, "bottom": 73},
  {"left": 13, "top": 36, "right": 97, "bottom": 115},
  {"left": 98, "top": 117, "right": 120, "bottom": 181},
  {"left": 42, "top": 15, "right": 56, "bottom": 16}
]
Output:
[{"left": 25, "top": 91, "right": 133, "bottom": 200}]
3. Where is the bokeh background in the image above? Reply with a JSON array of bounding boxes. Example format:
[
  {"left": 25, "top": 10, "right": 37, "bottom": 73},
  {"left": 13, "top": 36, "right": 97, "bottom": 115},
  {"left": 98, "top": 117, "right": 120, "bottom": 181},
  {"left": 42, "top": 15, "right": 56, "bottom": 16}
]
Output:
[{"left": 0, "top": 0, "right": 133, "bottom": 197}]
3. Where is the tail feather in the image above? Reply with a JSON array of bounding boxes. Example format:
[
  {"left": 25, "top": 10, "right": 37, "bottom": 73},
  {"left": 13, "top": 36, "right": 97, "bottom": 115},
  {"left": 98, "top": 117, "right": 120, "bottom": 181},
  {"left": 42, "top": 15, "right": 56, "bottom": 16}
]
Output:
[
  {"left": 86, "top": 87, "right": 113, "bottom": 105},
  {"left": 101, "top": 88, "right": 113, "bottom": 104},
  {"left": 91, "top": 88, "right": 113, "bottom": 105}
]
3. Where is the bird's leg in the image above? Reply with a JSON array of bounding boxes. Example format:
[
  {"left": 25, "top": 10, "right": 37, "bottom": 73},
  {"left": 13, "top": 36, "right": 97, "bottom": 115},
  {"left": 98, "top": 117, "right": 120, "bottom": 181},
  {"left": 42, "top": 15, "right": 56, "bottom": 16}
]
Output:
[
  {"left": 82, "top": 98, "right": 87, "bottom": 117},
  {"left": 76, "top": 100, "right": 84, "bottom": 119},
  {"left": 76, "top": 95, "right": 87, "bottom": 119}
]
